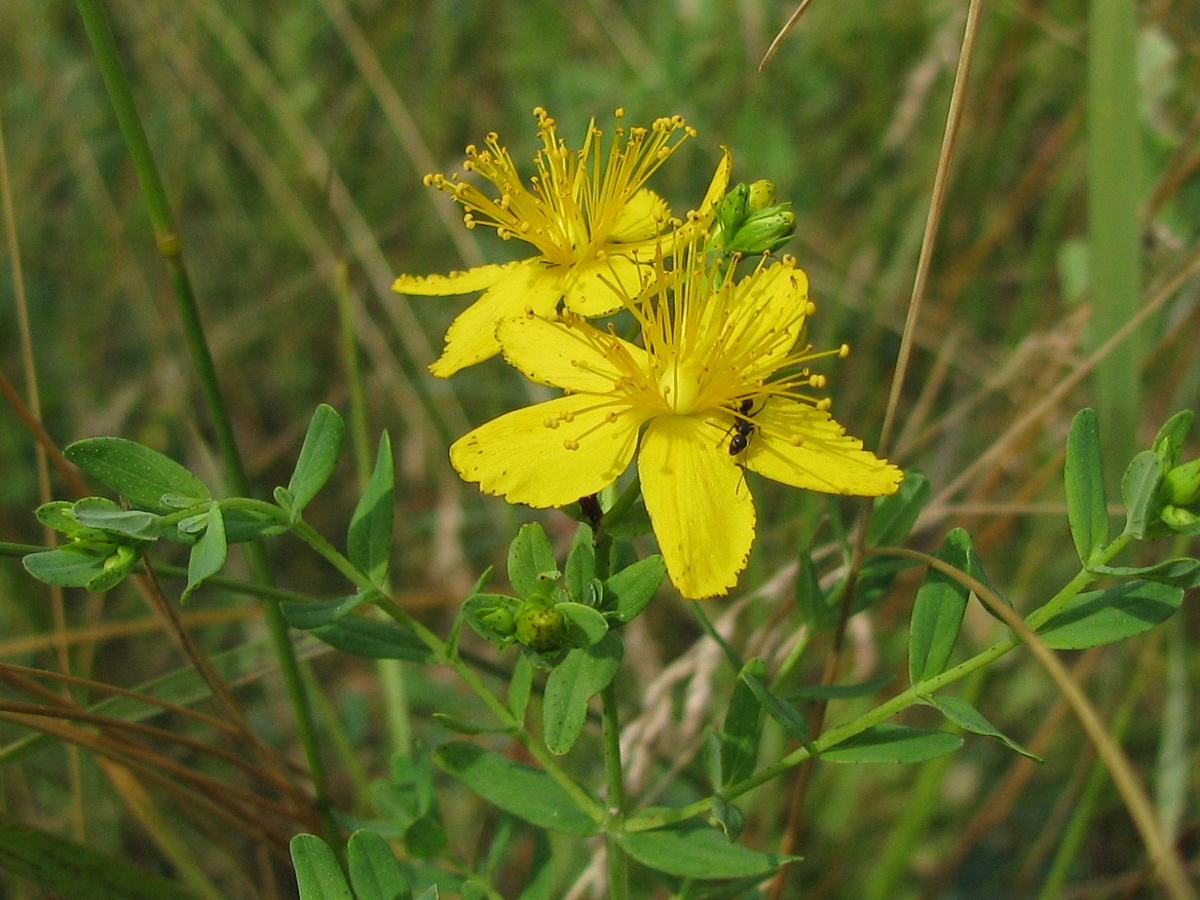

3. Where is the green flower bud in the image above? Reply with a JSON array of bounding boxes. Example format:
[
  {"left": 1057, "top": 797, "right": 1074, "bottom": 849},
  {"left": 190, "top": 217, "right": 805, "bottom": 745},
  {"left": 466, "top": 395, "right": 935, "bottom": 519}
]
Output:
[
  {"left": 1159, "top": 505, "right": 1200, "bottom": 532},
  {"left": 478, "top": 605, "right": 517, "bottom": 637},
  {"left": 86, "top": 544, "right": 140, "bottom": 593},
  {"left": 515, "top": 602, "right": 567, "bottom": 653},
  {"left": 715, "top": 183, "right": 751, "bottom": 237},
  {"left": 723, "top": 208, "right": 796, "bottom": 254},
  {"left": 746, "top": 179, "right": 776, "bottom": 213},
  {"left": 1162, "top": 457, "right": 1200, "bottom": 507}
]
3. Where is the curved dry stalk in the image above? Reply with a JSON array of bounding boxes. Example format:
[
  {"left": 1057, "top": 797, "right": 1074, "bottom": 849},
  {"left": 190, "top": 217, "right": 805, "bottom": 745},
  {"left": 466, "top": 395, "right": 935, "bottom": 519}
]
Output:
[{"left": 883, "top": 548, "right": 1197, "bottom": 900}]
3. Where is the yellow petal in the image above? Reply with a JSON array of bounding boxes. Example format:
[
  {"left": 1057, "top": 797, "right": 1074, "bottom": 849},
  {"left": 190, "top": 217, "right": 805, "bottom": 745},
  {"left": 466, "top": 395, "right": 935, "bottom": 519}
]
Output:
[
  {"left": 743, "top": 400, "right": 903, "bottom": 496},
  {"left": 638, "top": 415, "right": 755, "bottom": 599},
  {"left": 565, "top": 255, "right": 648, "bottom": 316},
  {"left": 450, "top": 395, "right": 645, "bottom": 508},
  {"left": 393, "top": 262, "right": 514, "bottom": 296},
  {"left": 609, "top": 188, "right": 669, "bottom": 243},
  {"left": 733, "top": 260, "right": 810, "bottom": 376},
  {"left": 695, "top": 149, "right": 733, "bottom": 226},
  {"left": 497, "top": 315, "right": 649, "bottom": 393},
  {"left": 430, "top": 261, "right": 561, "bottom": 377}
]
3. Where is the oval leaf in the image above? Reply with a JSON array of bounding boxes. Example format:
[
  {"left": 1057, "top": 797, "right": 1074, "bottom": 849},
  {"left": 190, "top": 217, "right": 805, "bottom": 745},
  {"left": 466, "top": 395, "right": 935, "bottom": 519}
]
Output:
[
  {"left": 72, "top": 498, "right": 162, "bottom": 541},
  {"left": 310, "top": 618, "right": 436, "bottom": 663},
  {"left": 287, "top": 405, "right": 345, "bottom": 518},
  {"left": 557, "top": 601, "right": 608, "bottom": 648},
  {"left": 347, "top": 829, "right": 412, "bottom": 900},
  {"left": 719, "top": 658, "right": 767, "bottom": 787},
  {"left": 182, "top": 502, "right": 226, "bottom": 603},
  {"left": 617, "top": 821, "right": 798, "bottom": 880},
  {"left": 822, "top": 725, "right": 963, "bottom": 764},
  {"left": 1120, "top": 451, "right": 1160, "bottom": 539},
  {"left": 1064, "top": 408, "right": 1109, "bottom": 563},
  {"left": 1036, "top": 579, "right": 1183, "bottom": 649},
  {"left": 542, "top": 633, "right": 623, "bottom": 755},
  {"left": 921, "top": 695, "right": 1041, "bottom": 761},
  {"left": 432, "top": 741, "right": 598, "bottom": 836},
  {"left": 909, "top": 529, "right": 971, "bottom": 685},
  {"left": 603, "top": 555, "right": 665, "bottom": 624},
  {"left": 65, "top": 437, "right": 210, "bottom": 511},
  {"left": 1089, "top": 558, "right": 1200, "bottom": 589},
  {"left": 348, "top": 432, "right": 395, "bottom": 586},
  {"left": 866, "top": 469, "right": 930, "bottom": 548},
  {"left": 23, "top": 546, "right": 111, "bottom": 589},
  {"left": 290, "top": 834, "right": 353, "bottom": 900},
  {"left": 507, "top": 523, "right": 558, "bottom": 598},
  {"left": 282, "top": 592, "right": 378, "bottom": 629}
]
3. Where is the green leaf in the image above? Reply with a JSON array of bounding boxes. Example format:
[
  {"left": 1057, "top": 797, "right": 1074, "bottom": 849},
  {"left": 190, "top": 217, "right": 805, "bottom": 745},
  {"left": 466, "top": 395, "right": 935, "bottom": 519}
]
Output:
[
  {"left": 1064, "top": 408, "right": 1109, "bottom": 563},
  {"left": 182, "top": 501, "right": 226, "bottom": 603},
  {"left": 1036, "top": 580, "right": 1183, "bottom": 649},
  {"left": 290, "top": 834, "right": 353, "bottom": 900},
  {"left": 461, "top": 594, "right": 521, "bottom": 646},
  {"left": 795, "top": 551, "right": 834, "bottom": 630},
  {"left": 431, "top": 713, "right": 507, "bottom": 736},
  {"left": 1151, "top": 410, "right": 1193, "bottom": 470},
  {"left": 866, "top": 470, "right": 929, "bottom": 547},
  {"left": 23, "top": 545, "right": 111, "bottom": 589},
  {"left": 348, "top": 432, "right": 395, "bottom": 586},
  {"left": 310, "top": 618, "right": 436, "bottom": 663},
  {"left": 282, "top": 591, "right": 379, "bottom": 629},
  {"left": 65, "top": 437, "right": 210, "bottom": 512},
  {"left": 1120, "top": 450, "right": 1161, "bottom": 539},
  {"left": 507, "top": 523, "right": 559, "bottom": 597},
  {"left": 709, "top": 796, "right": 746, "bottom": 843},
  {"left": 617, "top": 820, "right": 798, "bottom": 879},
  {"left": 564, "top": 527, "right": 596, "bottom": 603},
  {"left": 514, "top": 830, "right": 553, "bottom": 900},
  {"left": 432, "top": 741, "right": 599, "bottom": 836},
  {"left": 542, "top": 632, "right": 623, "bottom": 755},
  {"left": 557, "top": 601, "right": 609, "bottom": 647},
  {"left": 1089, "top": 558, "right": 1200, "bottom": 589},
  {"left": 719, "top": 658, "right": 766, "bottom": 787},
  {"left": 740, "top": 669, "right": 812, "bottom": 750},
  {"left": 822, "top": 725, "right": 963, "bottom": 763},
  {"left": 221, "top": 507, "right": 288, "bottom": 543},
  {"left": 403, "top": 816, "right": 449, "bottom": 860},
  {"left": 287, "top": 405, "right": 345, "bottom": 519},
  {"left": 347, "top": 829, "right": 412, "bottom": 900},
  {"left": 508, "top": 652, "right": 533, "bottom": 723},
  {"left": 921, "top": 695, "right": 1041, "bottom": 761},
  {"left": 0, "top": 813, "right": 200, "bottom": 899},
  {"left": 72, "top": 497, "right": 162, "bottom": 541},
  {"left": 787, "top": 675, "right": 894, "bottom": 701},
  {"left": 850, "top": 555, "right": 917, "bottom": 615},
  {"left": 603, "top": 555, "right": 665, "bottom": 624},
  {"left": 909, "top": 528, "right": 971, "bottom": 685}
]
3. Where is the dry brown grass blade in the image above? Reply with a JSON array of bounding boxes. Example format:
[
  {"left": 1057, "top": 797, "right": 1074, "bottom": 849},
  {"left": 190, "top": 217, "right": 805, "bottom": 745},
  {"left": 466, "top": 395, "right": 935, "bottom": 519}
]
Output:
[{"left": 759, "top": 0, "right": 816, "bottom": 72}]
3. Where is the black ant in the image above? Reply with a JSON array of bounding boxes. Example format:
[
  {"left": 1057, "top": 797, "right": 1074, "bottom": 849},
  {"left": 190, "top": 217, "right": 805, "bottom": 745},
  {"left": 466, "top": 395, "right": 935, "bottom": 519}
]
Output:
[{"left": 728, "top": 398, "right": 757, "bottom": 455}]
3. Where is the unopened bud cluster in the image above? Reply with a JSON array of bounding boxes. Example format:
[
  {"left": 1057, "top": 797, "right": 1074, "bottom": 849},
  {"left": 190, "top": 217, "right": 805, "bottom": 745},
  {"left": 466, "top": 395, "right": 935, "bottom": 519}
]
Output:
[{"left": 707, "top": 180, "right": 796, "bottom": 255}]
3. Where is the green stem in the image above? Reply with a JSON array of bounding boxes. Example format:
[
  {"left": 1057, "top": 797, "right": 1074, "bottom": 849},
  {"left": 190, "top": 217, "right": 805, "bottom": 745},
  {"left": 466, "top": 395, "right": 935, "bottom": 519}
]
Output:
[
  {"left": 75, "top": 0, "right": 332, "bottom": 838},
  {"left": 271, "top": 510, "right": 607, "bottom": 825},
  {"left": 601, "top": 682, "right": 629, "bottom": 900},
  {"left": 625, "top": 532, "right": 1136, "bottom": 833}
]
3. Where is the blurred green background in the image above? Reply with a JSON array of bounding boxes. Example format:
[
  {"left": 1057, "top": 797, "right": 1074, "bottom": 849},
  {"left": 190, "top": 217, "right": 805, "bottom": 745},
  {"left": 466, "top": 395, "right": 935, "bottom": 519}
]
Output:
[{"left": 2, "top": 0, "right": 1199, "bottom": 896}]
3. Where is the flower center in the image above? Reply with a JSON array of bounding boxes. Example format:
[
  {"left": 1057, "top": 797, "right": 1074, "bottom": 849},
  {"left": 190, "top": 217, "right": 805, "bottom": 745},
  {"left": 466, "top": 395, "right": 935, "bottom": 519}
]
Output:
[{"left": 657, "top": 360, "right": 703, "bottom": 413}]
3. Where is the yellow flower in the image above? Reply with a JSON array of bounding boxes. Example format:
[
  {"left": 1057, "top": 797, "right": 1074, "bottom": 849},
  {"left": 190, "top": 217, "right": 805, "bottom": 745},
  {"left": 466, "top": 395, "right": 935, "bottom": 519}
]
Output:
[
  {"left": 449, "top": 249, "right": 903, "bottom": 599},
  {"left": 393, "top": 107, "right": 730, "bottom": 377}
]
